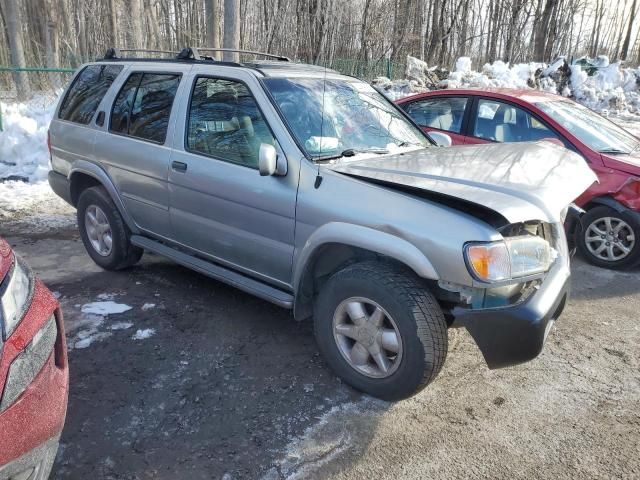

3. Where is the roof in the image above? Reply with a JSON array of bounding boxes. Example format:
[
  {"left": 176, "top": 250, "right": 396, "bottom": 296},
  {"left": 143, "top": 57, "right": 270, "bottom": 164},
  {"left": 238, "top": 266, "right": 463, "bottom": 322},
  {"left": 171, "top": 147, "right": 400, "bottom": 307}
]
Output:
[
  {"left": 96, "top": 55, "right": 342, "bottom": 79},
  {"left": 397, "top": 87, "right": 567, "bottom": 104}
]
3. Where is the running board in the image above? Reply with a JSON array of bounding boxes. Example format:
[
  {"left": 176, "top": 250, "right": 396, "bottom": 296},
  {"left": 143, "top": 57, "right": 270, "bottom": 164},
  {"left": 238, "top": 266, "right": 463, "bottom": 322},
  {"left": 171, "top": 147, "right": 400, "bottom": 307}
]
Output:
[{"left": 131, "top": 236, "right": 294, "bottom": 308}]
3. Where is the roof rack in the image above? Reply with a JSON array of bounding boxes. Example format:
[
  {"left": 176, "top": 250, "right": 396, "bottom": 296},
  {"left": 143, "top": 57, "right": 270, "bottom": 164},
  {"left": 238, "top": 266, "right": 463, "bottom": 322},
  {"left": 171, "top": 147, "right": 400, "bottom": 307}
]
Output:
[
  {"left": 178, "top": 47, "right": 290, "bottom": 62},
  {"left": 104, "top": 48, "right": 181, "bottom": 60}
]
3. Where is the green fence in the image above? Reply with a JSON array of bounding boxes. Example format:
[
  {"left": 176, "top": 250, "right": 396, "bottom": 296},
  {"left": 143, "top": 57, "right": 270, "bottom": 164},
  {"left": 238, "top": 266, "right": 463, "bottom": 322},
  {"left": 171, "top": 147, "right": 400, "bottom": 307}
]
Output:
[
  {"left": 0, "top": 66, "right": 75, "bottom": 131},
  {"left": 318, "top": 58, "right": 406, "bottom": 80}
]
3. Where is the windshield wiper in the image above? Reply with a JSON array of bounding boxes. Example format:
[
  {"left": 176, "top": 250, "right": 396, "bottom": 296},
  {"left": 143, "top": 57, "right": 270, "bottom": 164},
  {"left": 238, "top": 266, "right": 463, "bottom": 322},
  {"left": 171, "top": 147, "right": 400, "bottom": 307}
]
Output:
[
  {"left": 316, "top": 148, "right": 389, "bottom": 162},
  {"left": 598, "top": 148, "right": 631, "bottom": 155}
]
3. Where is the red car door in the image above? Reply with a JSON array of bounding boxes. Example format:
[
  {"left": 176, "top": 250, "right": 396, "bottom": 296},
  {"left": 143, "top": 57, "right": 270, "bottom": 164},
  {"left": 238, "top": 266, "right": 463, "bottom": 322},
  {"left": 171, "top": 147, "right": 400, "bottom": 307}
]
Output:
[{"left": 398, "top": 95, "right": 470, "bottom": 145}]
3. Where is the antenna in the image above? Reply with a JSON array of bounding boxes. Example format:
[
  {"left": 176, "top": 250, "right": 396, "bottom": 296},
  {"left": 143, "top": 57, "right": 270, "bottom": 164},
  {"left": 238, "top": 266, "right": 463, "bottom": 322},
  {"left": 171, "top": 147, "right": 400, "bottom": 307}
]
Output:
[{"left": 314, "top": 63, "right": 328, "bottom": 189}]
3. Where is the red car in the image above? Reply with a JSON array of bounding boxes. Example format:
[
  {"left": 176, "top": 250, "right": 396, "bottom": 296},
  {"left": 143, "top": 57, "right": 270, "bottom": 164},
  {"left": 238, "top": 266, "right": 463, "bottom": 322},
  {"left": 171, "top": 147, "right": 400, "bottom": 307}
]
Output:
[
  {"left": 0, "top": 237, "right": 68, "bottom": 479},
  {"left": 397, "top": 88, "right": 640, "bottom": 269}
]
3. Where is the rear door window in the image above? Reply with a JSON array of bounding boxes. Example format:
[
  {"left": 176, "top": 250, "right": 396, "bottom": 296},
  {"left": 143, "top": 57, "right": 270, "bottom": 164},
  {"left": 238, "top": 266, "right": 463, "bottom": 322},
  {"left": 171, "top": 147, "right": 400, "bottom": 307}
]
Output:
[
  {"left": 403, "top": 97, "right": 468, "bottom": 133},
  {"left": 110, "top": 72, "right": 181, "bottom": 144},
  {"left": 59, "top": 65, "right": 123, "bottom": 124},
  {"left": 473, "top": 98, "right": 562, "bottom": 143}
]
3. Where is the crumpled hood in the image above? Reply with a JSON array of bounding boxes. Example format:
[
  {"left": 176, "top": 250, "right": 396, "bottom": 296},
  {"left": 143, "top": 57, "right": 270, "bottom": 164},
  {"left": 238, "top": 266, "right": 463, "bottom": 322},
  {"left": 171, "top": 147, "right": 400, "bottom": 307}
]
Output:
[{"left": 328, "top": 141, "right": 598, "bottom": 224}]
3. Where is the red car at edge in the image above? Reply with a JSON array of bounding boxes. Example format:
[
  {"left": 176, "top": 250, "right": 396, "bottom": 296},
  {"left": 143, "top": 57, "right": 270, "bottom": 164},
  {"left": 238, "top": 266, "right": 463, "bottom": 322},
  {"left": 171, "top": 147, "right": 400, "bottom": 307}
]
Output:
[
  {"left": 0, "top": 236, "right": 68, "bottom": 480},
  {"left": 396, "top": 88, "right": 640, "bottom": 269}
]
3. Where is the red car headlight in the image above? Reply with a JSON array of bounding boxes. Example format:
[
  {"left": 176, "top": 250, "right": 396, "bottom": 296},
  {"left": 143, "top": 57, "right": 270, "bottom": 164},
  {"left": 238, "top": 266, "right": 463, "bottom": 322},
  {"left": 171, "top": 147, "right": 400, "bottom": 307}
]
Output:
[{"left": 0, "top": 314, "right": 57, "bottom": 411}]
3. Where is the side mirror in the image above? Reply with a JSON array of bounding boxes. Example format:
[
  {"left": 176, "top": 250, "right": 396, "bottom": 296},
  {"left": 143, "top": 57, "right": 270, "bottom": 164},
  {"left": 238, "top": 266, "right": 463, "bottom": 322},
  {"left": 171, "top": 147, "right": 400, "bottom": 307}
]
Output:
[
  {"left": 258, "top": 143, "right": 278, "bottom": 176},
  {"left": 258, "top": 143, "right": 287, "bottom": 176},
  {"left": 429, "top": 131, "right": 453, "bottom": 147}
]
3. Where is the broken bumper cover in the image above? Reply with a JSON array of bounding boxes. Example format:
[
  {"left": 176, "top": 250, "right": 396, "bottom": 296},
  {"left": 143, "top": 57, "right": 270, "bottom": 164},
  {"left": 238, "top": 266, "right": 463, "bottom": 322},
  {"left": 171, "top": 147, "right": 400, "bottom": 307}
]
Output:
[
  {"left": 0, "top": 435, "right": 60, "bottom": 480},
  {"left": 451, "top": 260, "right": 570, "bottom": 369}
]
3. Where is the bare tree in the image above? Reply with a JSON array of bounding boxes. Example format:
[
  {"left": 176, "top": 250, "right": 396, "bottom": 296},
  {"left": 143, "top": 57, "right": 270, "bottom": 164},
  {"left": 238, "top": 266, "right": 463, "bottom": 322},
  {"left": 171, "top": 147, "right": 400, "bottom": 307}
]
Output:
[
  {"left": 223, "top": 0, "right": 240, "bottom": 61},
  {"left": 205, "top": 0, "right": 221, "bottom": 59},
  {"left": 1, "top": 0, "right": 31, "bottom": 98}
]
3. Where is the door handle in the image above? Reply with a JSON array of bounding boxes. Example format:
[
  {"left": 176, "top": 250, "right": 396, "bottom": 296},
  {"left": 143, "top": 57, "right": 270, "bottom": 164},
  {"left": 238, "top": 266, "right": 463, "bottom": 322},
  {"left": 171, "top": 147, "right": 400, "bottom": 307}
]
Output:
[{"left": 171, "top": 161, "right": 188, "bottom": 172}]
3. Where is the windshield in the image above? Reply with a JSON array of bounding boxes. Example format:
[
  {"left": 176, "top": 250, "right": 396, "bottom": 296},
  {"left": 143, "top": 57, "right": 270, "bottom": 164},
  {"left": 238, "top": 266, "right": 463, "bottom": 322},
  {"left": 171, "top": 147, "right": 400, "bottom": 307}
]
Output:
[
  {"left": 536, "top": 100, "right": 640, "bottom": 154},
  {"left": 263, "top": 77, "right": 430, "bottom": 159}
]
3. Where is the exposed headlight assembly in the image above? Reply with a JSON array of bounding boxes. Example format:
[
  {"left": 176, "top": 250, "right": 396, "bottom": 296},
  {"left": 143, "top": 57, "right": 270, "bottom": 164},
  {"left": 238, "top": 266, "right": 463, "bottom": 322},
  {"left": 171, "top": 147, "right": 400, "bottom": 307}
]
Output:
[
  {"left": 1, "top": 256, "right": 33, "bottom": 339},
  {"left": 465, "top": 235, "right": 554, "bottom": 283}
]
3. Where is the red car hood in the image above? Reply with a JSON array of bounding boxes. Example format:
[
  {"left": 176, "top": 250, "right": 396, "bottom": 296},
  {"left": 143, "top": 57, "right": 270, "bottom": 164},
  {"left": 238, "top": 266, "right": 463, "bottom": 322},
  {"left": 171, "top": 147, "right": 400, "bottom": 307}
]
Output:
[
  {"left": 602, "top": 151, "right": 640, "bottom": 175},
  {"left": 0, "top": 237, "right": 14, "bottom": 284}
]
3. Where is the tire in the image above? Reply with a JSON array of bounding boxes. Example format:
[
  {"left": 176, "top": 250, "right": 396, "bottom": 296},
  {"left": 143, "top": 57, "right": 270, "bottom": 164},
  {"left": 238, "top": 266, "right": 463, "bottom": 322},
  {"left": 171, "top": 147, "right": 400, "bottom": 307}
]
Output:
[
  {"left": 576, "top": 205, "right": 640, "bottom": 270},
  {"left": 314, "top": 261, "right": 448, "bottom": 401},
  {"left": 77, "top": 186, "right": 143, "bottom": 270}
]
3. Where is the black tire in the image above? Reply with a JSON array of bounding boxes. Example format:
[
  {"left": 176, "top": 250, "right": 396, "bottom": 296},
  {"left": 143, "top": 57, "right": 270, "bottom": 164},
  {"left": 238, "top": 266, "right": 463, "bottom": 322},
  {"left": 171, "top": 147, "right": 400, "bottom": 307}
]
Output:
[
  {"left": 77, "top": 186, "right": 143, "bottom": 270},
  {"left": 576, "top": 205, "right": 640, "bottom": 270},
  {"left": 314, "top": 261, "right": 448, "bottom": 401}
]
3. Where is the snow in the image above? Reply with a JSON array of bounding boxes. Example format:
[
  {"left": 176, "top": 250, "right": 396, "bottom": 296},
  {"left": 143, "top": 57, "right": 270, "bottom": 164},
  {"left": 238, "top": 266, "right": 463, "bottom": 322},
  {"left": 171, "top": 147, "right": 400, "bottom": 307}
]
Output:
[
  {"left": 381, "top": 55, "right": 640, "bottom": 124},
  {"left": 141, "top": 303, "right": 156, "bottom": 311},
  {"left": 0, "top": 94, "right": 58, "bottom": 183},
  {"left": 132, "top": 328, "right": 155, "bottom": 340},
  {"left": 81, "top": 301, "right": 133, "bottom": 316},
  {"left": 110, "top": 321, "right": 133, "bottom": 330}
]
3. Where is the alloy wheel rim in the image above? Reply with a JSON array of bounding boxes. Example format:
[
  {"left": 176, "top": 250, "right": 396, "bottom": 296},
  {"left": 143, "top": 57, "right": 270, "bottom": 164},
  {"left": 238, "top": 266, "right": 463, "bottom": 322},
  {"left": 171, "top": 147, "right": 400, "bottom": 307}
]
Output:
[
  {"left": 332, "top": 297, "right": 403, "bottom": 379},
  {"left": 85, "top": 205, "right": 113, "bottom": 257},
  {"left": 585, "top": 216, "right": 635, "bottom": 262}
]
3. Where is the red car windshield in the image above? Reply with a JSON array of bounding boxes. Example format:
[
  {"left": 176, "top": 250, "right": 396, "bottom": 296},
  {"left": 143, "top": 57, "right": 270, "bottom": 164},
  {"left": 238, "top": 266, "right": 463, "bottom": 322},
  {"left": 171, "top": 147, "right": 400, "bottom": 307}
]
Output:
[{"left": 536, "top": 100, "right": 640, "bottom": 154}]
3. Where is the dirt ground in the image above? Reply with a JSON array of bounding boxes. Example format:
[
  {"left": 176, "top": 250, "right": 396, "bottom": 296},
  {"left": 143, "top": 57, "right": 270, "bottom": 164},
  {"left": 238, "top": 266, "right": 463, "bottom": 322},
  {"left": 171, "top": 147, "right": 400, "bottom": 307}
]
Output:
[{"left": 2, "top": 201, "right": 639, "bottom": 480}]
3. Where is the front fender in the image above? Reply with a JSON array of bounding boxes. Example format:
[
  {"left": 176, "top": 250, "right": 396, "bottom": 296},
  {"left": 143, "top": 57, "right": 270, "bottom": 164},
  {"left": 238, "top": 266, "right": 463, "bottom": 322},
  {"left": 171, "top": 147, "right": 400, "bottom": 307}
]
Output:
[
  {"left": 69, "top": 160, "right": 140, "bottom": 234},
  {"left": 293, "top": 222, "right": 440, "bottom": 293}
]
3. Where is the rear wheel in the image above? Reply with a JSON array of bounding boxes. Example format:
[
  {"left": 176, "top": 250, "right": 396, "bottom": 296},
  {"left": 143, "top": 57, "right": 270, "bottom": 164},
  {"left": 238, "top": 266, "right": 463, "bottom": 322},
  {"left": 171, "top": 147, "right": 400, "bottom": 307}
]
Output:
[
  {"left": 77, "top": 186, "right": 143, "bottom": 270},
  {"left": 576, "top": 205, "right": 640, "bottom": 269},
  {"left": 314, "top": 261, "right": 448, "bottom": 401}
]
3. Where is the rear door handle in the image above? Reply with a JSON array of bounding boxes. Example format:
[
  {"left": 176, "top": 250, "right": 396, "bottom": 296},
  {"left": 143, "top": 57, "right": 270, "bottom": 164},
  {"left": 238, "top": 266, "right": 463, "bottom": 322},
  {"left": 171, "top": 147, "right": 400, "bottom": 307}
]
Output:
[{"left": 171, "top": 161, "right": 188, "bottom": 172}]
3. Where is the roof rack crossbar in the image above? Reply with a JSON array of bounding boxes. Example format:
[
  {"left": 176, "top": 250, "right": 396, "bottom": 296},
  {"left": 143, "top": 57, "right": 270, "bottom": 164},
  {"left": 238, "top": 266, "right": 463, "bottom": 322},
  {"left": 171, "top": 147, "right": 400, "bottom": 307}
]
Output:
[
  {"left": 187, "top": 47, "right": 290, "bottom": 62},
  {"left": 104, "top": 48, "right": 180, "bottom": 60}
]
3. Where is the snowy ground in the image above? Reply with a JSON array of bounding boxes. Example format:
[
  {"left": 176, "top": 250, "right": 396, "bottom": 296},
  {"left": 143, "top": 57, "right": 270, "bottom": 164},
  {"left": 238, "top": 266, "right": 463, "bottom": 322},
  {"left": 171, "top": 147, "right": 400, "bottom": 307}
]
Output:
[{"left": 3, "top": 205, "right": 639, "bottom": 479}]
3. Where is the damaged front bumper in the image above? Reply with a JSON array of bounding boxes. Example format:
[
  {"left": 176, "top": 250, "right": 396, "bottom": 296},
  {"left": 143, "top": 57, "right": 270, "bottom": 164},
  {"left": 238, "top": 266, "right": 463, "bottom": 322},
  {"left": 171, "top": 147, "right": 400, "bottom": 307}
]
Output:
[{"left": 451, "top": 259, "right": 570, "bottom": 369}]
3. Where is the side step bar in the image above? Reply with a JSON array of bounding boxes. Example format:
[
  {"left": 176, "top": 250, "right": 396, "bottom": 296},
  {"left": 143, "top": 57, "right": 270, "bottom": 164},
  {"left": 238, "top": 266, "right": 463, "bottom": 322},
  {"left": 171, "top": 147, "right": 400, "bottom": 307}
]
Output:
[{"left": 131, "top": 236, "right": 294, "bottom": 309}]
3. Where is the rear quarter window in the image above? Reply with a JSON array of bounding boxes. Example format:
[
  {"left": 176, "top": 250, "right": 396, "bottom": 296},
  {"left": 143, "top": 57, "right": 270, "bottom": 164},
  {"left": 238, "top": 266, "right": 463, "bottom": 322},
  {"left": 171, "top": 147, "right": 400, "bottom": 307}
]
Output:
[{"left": 58, "top": 65, "right": 123, "bottom": 125}]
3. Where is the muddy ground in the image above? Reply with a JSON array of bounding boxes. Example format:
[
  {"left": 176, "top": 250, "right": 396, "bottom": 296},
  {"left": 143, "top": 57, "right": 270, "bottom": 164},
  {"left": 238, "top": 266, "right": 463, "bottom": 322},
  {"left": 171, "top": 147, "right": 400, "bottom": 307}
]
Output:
[{"left": 2, "top": 203, "right": 639, "bottom": 480}]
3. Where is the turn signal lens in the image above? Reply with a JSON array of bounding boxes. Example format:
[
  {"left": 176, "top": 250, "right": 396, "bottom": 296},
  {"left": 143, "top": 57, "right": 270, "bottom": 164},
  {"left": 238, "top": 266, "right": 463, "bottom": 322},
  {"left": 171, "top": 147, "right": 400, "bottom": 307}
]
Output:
[{"left": 466, "top": 242, "right": 510, "bottom": 282}]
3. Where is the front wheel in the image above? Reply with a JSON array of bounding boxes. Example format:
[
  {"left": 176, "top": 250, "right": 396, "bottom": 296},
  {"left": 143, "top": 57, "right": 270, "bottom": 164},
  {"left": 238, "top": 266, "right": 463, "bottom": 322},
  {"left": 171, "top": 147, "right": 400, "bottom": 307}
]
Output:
[
  {"left": 314, "top": 261, "right": 448, "bottom": 401},
  {"left": 576, "top": 205, "right": 640, "bottom": 270}
]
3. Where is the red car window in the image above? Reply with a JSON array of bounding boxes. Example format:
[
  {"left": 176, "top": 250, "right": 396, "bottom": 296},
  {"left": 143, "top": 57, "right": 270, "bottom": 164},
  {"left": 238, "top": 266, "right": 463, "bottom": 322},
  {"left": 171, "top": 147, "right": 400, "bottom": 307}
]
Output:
[
  {"left": 473, "top": 98, "right": 561, "bottom": 143},
  {"left": 403, "top": 97, "right": 468, "bottom": 134}
]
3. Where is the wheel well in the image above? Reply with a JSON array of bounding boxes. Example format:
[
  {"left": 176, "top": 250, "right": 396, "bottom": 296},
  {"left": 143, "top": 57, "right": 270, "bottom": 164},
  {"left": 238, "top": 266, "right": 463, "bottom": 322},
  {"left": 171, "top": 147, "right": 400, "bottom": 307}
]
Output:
[
  {"left": 294, "top": 243, "right": 416, "bottom": 321},
  {"left": 69, "top": 172, "right": 101, "bottom": 206}
]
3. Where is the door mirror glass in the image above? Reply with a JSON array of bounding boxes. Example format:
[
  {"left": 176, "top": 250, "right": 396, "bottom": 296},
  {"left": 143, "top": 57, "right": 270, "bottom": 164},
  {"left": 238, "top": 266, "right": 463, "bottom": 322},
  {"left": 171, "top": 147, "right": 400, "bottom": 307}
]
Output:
[
  {"left": 258, "top": 143, "right": 278, "bottom": 176},
  {"left": 429, "top": 131, "right": 452, "bottom": 147}
]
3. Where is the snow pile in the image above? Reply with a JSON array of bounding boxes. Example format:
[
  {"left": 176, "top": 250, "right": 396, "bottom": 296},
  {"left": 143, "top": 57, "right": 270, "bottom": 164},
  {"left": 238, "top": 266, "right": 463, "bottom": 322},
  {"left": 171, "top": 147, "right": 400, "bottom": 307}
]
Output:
[
  {"left": 0, "top": 95, "right": 58, "bottom": 182},
  {"left": 380, "top": 55, "right": 640, "bottom": 119}
]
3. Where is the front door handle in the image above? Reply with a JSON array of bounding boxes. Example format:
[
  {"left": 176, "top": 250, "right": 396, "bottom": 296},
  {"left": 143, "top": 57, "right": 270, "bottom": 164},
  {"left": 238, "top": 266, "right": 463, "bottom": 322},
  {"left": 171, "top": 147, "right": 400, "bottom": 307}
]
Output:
[{"left": 171, "top": 161, "right": 188, "bottom": 172}]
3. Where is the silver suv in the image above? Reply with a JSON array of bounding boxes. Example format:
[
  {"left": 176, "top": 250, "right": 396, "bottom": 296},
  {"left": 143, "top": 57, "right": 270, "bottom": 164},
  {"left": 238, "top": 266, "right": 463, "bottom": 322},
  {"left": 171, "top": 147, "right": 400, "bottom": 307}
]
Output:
[{"left": 48, "top": 48, "right": 596, "bottom": 400}]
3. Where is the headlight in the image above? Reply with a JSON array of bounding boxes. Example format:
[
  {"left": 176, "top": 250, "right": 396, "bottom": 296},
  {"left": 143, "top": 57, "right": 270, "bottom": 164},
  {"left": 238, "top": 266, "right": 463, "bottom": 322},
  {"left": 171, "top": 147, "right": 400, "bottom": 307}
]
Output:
[
  {"left": 0, "top": 314, "right": 57, "bottom": 411},
  {"left": 1, "top": 256, "right": 33, "bottom": 339},
  {"left": 465, "top": 236, "right": 553, "bottom": 283}
]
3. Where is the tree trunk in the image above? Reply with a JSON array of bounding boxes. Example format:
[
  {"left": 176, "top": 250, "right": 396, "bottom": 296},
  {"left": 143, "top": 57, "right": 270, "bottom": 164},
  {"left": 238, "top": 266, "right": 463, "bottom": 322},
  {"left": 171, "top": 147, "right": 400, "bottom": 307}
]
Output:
[
  {"left": 223, "top": 0, "right": 240, "bottom": 61},
  {"left": 128, "top": 0, "right": 143, "bottom": 48},
  {"left": 109, "top": 0, "right": 118, "bottom": 46},
  {"left": 621, "top": 0, "right": 637, "bottom": 60},
  {"left": 205, "top": 0, "right": 221, "bottom": 59},
  {"left": 2, "top": 0, "right": 31, "bottom": 99}
]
